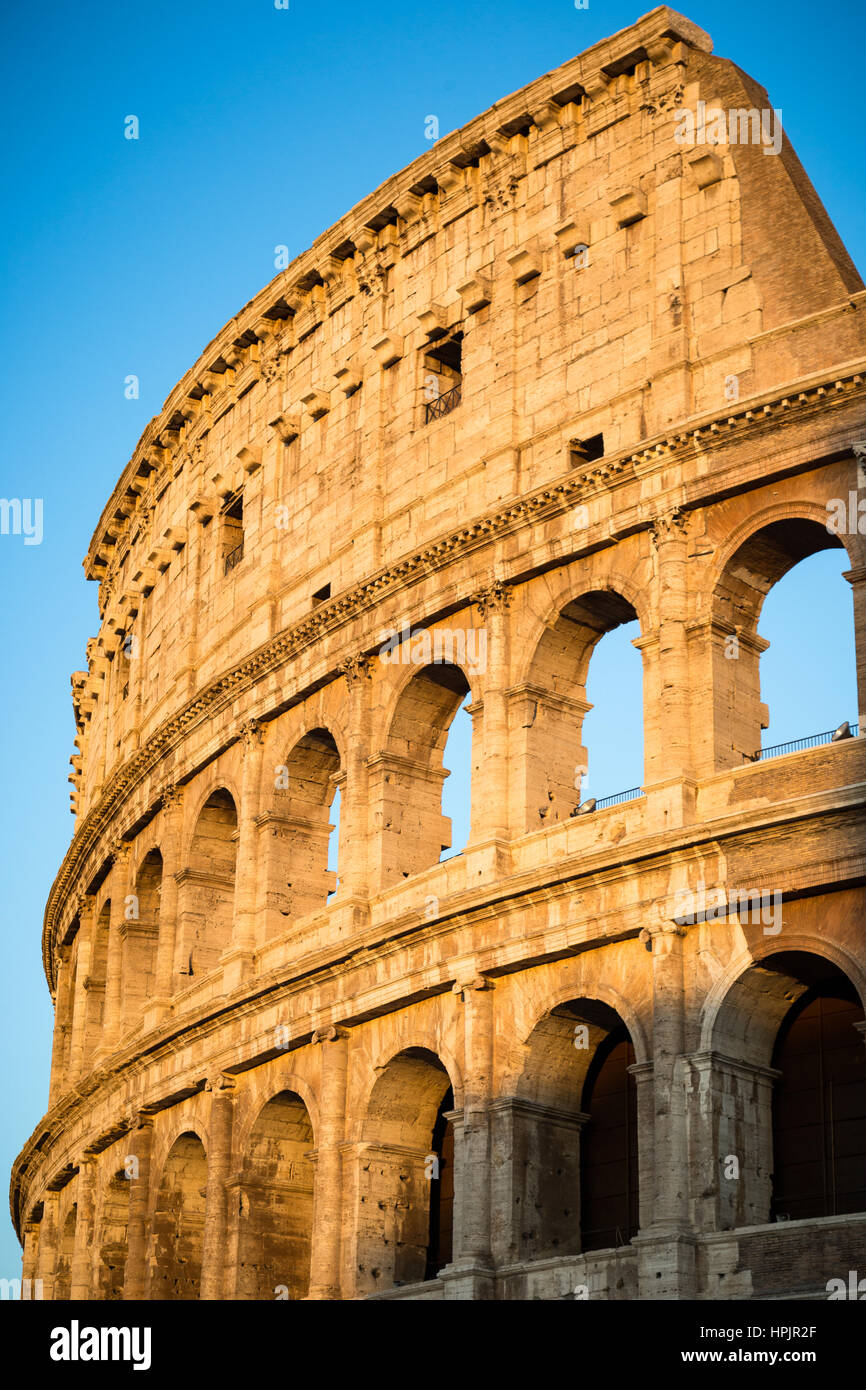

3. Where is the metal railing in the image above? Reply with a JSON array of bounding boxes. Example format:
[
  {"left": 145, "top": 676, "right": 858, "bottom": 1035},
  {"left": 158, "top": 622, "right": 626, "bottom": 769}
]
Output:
[
  {"left": 424, "top": 381, "right": 462, "bottom": 423},
  {"left": 594, "top": 786, "right": 644, "bottom": 810},
  {"left": 748, "top": 723, "right": 859, "bottom": 763},
  {"left": 224, "top": 540, "right": 244, "bottom": 574}
]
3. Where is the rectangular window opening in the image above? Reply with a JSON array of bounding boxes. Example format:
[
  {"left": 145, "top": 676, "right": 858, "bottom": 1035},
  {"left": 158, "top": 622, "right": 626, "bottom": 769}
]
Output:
[
  {"left": 423, "top": 332, "right": 463, "bottom": 423},
  {"left": 222, "top": 488, "right": 244, "bottom": 574}
]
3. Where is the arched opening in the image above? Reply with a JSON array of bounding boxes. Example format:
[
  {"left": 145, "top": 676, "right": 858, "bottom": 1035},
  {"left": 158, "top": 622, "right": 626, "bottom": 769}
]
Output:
[
  {"left": 712, "top": 519, "right": 850, "bottom": 768},
  {"left": 378, "top": 662, "right": 472, "bottom": 886},
  {"left": 771, "top": 960, "right": 866, "bottom": 1222},
  {"left": 514, "top": 998, "right": 640, "bottom": 1261},
  {"left": 150, "top": 1133, "right": 207, "bottom": 1300},
  {"left": 54, "top": 1204, "right": 77, "bottom": 1300},
  {"left": 179, "top": 790, "right": 238, "bottom": 977},
  {"left": 757, "top": 549, "right": 856, "bottom": 750},
  {"left": 274, "top": 730, "right": 341, "bottom": 922},
  {"left": 425, "top": 1087, "right": 455, "bottom": 1276},
  {"left": 122, "top": 850, "right": 162, "bottom": 1033},
  {"left": 707, "top": 948, "right": 866, "bottom": 1230},
  {"left": 358, "top": 1048, "right": 455, "bottom": 1293},
  {"left": 582, "top": 612, "right": 643, "bottom": 804},
  {"left": 579, "top": 1025, "right": 639, "bottom": 1251},
  {"left": 519, "top": 590, "right": 641, "bottom": 831},
  {"left": 82, "top": 902, "right": 110, "bottom": 1068},
  {"left": 440, "top": 698, "right": 472, "bottom": 860},
  {"left": 96, "top": 1169, "right": 130, "bottom": 1299},
  {"left": 237, "top": 1091, "right": 314, "bottom": 1300}
]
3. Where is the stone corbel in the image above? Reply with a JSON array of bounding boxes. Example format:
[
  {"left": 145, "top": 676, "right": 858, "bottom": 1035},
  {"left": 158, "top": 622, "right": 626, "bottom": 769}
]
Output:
[
  {"left": 609, "top": 187, "right": 647, "bottom": 226},
  {"left": 457, "top": 273, "right": 492, "bottom": 314},
  {"left": 582, "top": 68, "right": 612, "bottom": 102},
  {"left": 333, "top": 362, "right": 362, "bottom": 396},
  {"left": 162, "top": 525, "right": 187, "bottom": 551},
  {"left": 268, "top": 412, "right": 300, "bottom": 444},
  {"left": 188, "top": 493, "right": 216, "bottom": 524},
  {"left": 417, "top": 303, "right": 453, "bottom": 339},
  {"left": 436, "top": 162, "right": 465, "bottom": 196},
  {"left": 236, "top": 445, "right": 262, "bottom": 476},
  {"left": 687, "top": 150, "right": 724, "bottom": 189},
  {"left": 299, "top": 389, "right": 331, "bottom": 420},
  {"left": 532, "top": 98, "right": 564, "bottom": 134},
  {"left": 371, "top": 334, "right": 403, "bottom": 369},
  {"left": 506, "top": 245, "right": 541, "bottom": 285},
  {"left": 555, "top": 219, "right": 589, "bottom": 258},
  {"left": 394, "top": 190, "right": 424, "bottom": 225}
]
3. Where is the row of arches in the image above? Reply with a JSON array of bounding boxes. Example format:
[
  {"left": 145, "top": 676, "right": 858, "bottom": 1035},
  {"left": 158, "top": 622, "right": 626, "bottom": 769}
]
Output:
[
  {"left": 54, "top": 516, "right": 860, "bottom": 1083},
  {"left": 39, "top": 946, "right": 866, "bottom": 1299}
]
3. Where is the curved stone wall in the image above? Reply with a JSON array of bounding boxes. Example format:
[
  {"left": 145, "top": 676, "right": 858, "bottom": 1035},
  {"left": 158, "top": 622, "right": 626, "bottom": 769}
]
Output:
[{"left": 11, "top": 6, "right": 866, "bottom": 1301}]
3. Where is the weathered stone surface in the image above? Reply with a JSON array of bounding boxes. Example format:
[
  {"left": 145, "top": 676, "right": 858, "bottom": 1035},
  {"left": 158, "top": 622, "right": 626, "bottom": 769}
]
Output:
[{"left": 10, "top": 8, "right": 866, "bottom": 1300}]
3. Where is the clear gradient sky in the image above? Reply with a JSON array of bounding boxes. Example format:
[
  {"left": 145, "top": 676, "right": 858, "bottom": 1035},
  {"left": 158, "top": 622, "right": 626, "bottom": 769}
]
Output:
[{"left": 1, "top": 0, "right": 863, "bottom": 1275}]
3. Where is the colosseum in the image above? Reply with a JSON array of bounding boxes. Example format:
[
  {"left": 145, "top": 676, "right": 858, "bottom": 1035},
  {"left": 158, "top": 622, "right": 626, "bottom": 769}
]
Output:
[{"left": 10, "top": 6, "right": 866, "bottom": 1302}]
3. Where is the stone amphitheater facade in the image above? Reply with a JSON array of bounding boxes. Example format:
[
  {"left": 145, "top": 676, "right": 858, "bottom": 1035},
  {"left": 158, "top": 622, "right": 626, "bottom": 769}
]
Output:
[{"left": 10, "top": 6, "right": 866, "bottom": 1302}]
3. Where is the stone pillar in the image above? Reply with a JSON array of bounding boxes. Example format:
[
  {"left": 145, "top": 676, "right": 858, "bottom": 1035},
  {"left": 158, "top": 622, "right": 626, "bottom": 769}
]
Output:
[
  {"left": 201, "top": 1073, "right": 237, "bottom": 1300},
  {"left": 472, "top": 582, "right": 512, "bottom": 842},
  {"left": 336, "top": 655, "right": 373, "bottom": 900},
  {"left": 35, "top": 1190, "right": 60, "bottom": 1301},
  {"left": 685, "top": 1052, "right": 780, "bottom": 1234},
  {"left": 308, "top": 1025, "right": 349, "bottom": 1299},
  {"left": 97, "top": 842, "right": 132, "bottom": 1059},
  {"left": 223, "top": 721, "right": 265, "bottom": 990},
  {"left": 636, "top": 921, "right": 695, "bottom": 1298},
  {"left": 48, "top": 947, "right": 75, "bottom": 1107},
  {"left": 446, "top": 974, "right": 495, "bottom": 1298},
  {"left": 843, "top": 565, "right": 866, "bottom": 732},
  {"left": 69, "top": 1158, "right": 96, "bottom": 1298},
  {"left": 644, "top": 511, "right": 696, "bottom": 826},
  {"left": 67, "top": 895, "right": 97, "bottom": 1082},
  {"left": 628, "top": 1059, "right": 656, "bottom": 1232},
  {"left": 489, "top": 1096, "right": 586, "bottom": 1267},
  {"left": 21, "top": 1221, "right": 41, "bottom": 1300},
  {"left": 146, "top": 785, "right": 184, "bottom": 1025},
  {"left": 122, "top": 1115, "right": 153, "bottom": 1300}
]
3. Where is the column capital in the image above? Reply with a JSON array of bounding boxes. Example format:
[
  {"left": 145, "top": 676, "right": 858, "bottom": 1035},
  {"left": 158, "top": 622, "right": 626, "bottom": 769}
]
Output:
[
  {"left": 75, "top": 891, "right": 97, "bottom": 923},
  {"left": 473, "top": 580, "right": 512, "bottom": 617},
  {"left": 239, "top": 717, "right": 265, "bottom": 751},
  {"left": 109, "top": 839, "right": 132, "bottom": 867},
  {"left": 650, "top": 507, "right": 689, "bottom": 549},
  {"left": 312, "top": 1024, "right": 349, "bottom": 1045},
  {"left": 639, "top": 922, "right": 687, "bottom": 955},
  {"left": 338, "top": 652, "right": 374, "bottom": 684},
  {"left": 161, "top": 782, "right": 185, "bottom": 812},
  {"left": 205, "top": 1071, "right": 238, "bottom": 1096},
  {"left": 452, "top": 973, "right": 494, "bottom": 1000}
]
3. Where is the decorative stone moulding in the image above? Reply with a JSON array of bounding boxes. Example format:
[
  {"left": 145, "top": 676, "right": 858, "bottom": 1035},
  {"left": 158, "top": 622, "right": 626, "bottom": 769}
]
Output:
[
  {"left": 609, "top": 187, "right": 648, "bottom": 226},
  {"left": 687, "top": 150, "right": 724, "bottom": 189},
  {"left": 371, "top": 334, "right": 403, "bottom": 369},
  {"left": 457, "top": 274, "right": 492, "bottom": 314}
]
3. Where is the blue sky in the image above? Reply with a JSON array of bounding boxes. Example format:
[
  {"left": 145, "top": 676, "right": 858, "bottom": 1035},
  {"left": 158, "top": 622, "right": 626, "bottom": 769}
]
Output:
[{"left": 1, "top": 0, "right": 862, "bottom": 1276}]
